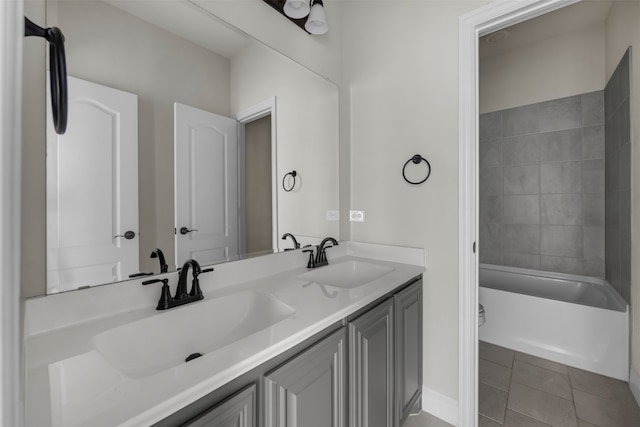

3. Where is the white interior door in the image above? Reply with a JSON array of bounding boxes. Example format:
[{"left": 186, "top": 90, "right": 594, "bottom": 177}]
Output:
[
  {"left": 47, "top": 76, "right": 139, "bottom": 293},
  {"left": 174, "top": 103, "right": 239, "bottom": 266}
]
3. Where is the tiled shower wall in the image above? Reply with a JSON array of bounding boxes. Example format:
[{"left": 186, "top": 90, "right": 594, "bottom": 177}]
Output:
[
  {"left": 605, "top": 49, "right": 632, "bottom": 303},
  {"left": 479, "top": 92, "right": 605, "bottom": 276}
]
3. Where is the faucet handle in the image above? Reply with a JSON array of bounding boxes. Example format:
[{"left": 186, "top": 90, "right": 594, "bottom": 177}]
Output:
[
  {"left": 302, "top": 248, "right": 316, "bottom": 269},
  {"left": 189, "top": 267, "right": 213, "bottom": 298},
  {"left": 142, "top": 278, "right": 173, "bottom": 310}
]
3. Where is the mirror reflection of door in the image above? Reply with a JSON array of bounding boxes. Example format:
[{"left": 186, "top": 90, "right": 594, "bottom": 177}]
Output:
[
  {"left": 174, "top": 103, "right": 240, "bottom": 267},
  {"left": 243, "top": 115, "right": 273, "bottom": 257},
  {"left": 46, "top": 76, "right": 139, "bottom": 293}
]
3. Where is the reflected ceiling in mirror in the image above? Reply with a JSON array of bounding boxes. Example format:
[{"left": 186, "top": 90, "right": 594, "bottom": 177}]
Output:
[{"left": 44, "top": 0, "right": 339, "bottom": 294}]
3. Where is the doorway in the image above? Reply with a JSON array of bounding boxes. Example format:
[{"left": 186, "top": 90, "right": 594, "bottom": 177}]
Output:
[
  {"left": 243, "top": 115, "right": 273, "bottom": 257},
  {"left": 237, "top": 97, "right": 279, "bottom": 256},
  {"left": 458, "top": 1, "right": 582, "bottom": 425}
]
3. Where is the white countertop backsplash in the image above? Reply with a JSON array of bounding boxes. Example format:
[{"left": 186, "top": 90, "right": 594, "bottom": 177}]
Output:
[{"left": 25, "top": 242, "right": 425, "bottom": 427}]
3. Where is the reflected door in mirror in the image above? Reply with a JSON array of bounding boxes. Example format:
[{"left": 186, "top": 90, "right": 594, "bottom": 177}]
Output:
[
  {"left": 174, "top": 103, "right": 239, "bottom": 266},
  {"left": 46, "top": 76, "right": 139, "bottom": 293}
]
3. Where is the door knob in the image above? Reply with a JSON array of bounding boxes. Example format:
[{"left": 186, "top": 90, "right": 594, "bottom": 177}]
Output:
[
  {"left": 180, "top": 227, "right": 198, "bottom": 235},
  {"left": 114, "top": 230, "right": 136, "bottom": 239}
]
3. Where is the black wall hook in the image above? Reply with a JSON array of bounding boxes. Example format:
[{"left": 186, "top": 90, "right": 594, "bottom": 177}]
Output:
[
  {"left": 402, "top": 154, "right": 431, "bottom": 185},
  {"left": 283, "top": 170, "right": 297, "bottom": 192},
  {"left": 25, "top": 17, "right": 68, "bottom": 135}
]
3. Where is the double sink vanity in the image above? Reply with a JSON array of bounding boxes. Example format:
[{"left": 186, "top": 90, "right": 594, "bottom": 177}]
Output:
[{"left": 25, "top": 242, "right": 425, "bottom": 427}]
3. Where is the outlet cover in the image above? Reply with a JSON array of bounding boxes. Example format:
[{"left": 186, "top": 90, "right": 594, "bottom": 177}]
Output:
[
  {"left": 326, "top": 210, "right": 339, "bottom": 221},
  {"left": 350, "top": 210, "right": 365, "bottom": 222}
]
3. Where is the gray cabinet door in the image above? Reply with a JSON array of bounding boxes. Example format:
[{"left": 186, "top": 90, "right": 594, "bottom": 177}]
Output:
[
  {"left": 185, "top": 384, "right": 256, "bottom": 427},
  {"left": 395, "top": 280, "right": 423, "bottom": 426},
  {"left": 264, "top": 328, "right": 346, "bottom": 427},
  {"left": 349, "top": 298, "right": 394, "bottom": 427}
]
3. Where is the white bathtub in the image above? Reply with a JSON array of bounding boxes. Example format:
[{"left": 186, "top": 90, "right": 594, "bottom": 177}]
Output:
[{"left": 478, "top": 263, "right": 629, "bottom": 380}]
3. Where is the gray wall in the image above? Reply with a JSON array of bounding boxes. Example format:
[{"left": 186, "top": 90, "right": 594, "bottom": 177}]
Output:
[
  {"left": 479, "top": 91, "right": 605, "bottom": 277},
  {"left": 605, "top": 49, "right": 632, "bottom": 303}
]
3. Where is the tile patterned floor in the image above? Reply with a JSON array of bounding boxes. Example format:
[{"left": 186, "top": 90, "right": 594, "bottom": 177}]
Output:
[
  {"left": 402, "top": 411, "right": 454, "bottom": 427},
  {"left": 479, "top": 341, "right": 640, "bottom": 427}
]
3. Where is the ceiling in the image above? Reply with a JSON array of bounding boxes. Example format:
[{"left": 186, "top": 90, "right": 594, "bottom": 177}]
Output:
[{"left": 480, "top": 0, "right": 614, "bottom": 59}]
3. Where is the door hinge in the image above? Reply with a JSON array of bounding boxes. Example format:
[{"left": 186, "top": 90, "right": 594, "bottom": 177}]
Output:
[{"left": 473, "top": 241, "right": 476, "bottom": 254}]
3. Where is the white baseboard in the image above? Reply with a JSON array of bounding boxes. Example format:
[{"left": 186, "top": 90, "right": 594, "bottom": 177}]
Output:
[
  {"left": 630, "top": 366, "right": 640, "bottom": 407},
  {"left": 422, "top": 386, "right": 459, "bottom": 426}
]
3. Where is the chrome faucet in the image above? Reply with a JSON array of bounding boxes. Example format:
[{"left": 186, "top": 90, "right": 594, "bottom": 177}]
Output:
[
  {"left": 150, "top": 248, "right": 168, "bottom": 273},
  {"left": 142, "top": 259, "right": 213, "bottom": 310},
  {"left": 281, "top": 233, "right": 300, "bottom": 250}
]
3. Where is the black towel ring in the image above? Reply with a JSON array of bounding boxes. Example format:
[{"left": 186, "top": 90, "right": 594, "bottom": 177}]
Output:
[
  {"left": 24, "top": 17, "right": 68, "bottom": 135},
  {"left": 283, "top": 171, "right": 297, "bottom": 192},
  {"left": 402, "top": 154, "right": 431, "bottom": 185}
]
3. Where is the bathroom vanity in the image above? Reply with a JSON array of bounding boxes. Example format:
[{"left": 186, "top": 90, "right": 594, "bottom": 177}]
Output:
[{"left": 24, "top": 242, "right": 425, "bottom": 427}]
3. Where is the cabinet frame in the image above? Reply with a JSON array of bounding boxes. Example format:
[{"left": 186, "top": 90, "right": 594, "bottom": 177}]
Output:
[
  {"left": 394, "top": 280, "right": 423, "bottom": 426},
  {"left": 349, "top": 298, "right": 395, "bottom": 427}
]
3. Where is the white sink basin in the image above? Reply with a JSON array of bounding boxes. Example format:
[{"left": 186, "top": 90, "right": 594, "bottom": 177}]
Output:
[
  {"left": 92, "top": 291, "right": 295, "bottom": 378},
  {"left": 299, "top": 260, "right": 394, "bottom": 289}
]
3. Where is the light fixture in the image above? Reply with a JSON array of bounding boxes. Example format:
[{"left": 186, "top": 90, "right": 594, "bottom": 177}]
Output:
[
  {"left": 305, "top": 0, "right": 328, "bottom": 35},
  {"left": 263, "top": 0, "right": 329, "bottom": 35},
  {"left": 283, "top": 0, "right": 310, "bottom": 19}
]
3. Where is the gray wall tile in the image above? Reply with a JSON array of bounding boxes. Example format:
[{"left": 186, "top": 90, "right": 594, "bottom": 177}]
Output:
[
  {"left": 583, "top": 259, "right": 605, "bottom": 277},
  {"left": 581, "top": 91, "right": 604, "bottom": 126},
  {"left": 480, "top": 250, "right": 503, "bottom": 265},
  {"left": 539, "top": 129, "right": 582, "bottom": 162},
  {"left": 480, "top": 222, "right": 502, "bottom": 252},
  {"left": 504, "top": 165, "right": 540, "bottom": 195},
  {"left": 539, "top": 95, "right": 582, "bottom": 132},
  {"left": 583, "top": 226, "right": 604, "bottom": 261},
  {"left": 541, "top": 256, "right": 584, "bottom": 275},
  {"left": 480, "top": 167, "right": 503, "bottom": 196},
  {"left": 605, "top": 229, "right": 621, "bottom": 293},
  {"left": 480, "top": 196, "right": 503, "bottom": 224},
  {"left": 541, "top": 194, "right": 582, "bottom": 225},
  {"left": 620, "top": 99, "right": 631, "bottom": 146},
  {"left": 619, "top": 50, "right": 630, "bottom": 104},
  {"left": 480, "top": 111, "right": 502, "bottom": 142},
  {"left": 480, "top": 139, "right": 502, "bottom": 168},
  {"left": 540, "top": 162, "right": 581, "bottom": 194},
  {"left": 504, "top": 195, "right": 540, "bottom": 224},
  {"left": 582, "top": 125, "right": 604, "bottom": 159},
  {"left": 583, "top": 194, "right": 604, "bottom": 226},
  {"left": 503, "top": 104, "right": 539, "bottom": 137},
  {"left": 503, "top": 224, "right": 540, "bottom": 254},
  {"left": 479, "top": 88, "right": 611, "bottom": 279},
  {"left": 582, "top": 159, "right": 604, "bottom": 194},
  {"left": 605, "top": 190, "right": 620, "bottom": 231},
  {"left": 541, "top": 225, "right": 582, "bottom": 258},
  {"left": 605, "top": 146, "right": 620, "bottom": 191},
  {"left": 620, "top": 190, "right": 631, "bottom": 238},
  {"left": 619, "top": 143, "right": 631, "bottom": 191},
  {"left": 503, "top": 253, "right": 540, "bottom": 270},
  {"left": 503, "top": 134, "right": 539, "bottom": 165}
]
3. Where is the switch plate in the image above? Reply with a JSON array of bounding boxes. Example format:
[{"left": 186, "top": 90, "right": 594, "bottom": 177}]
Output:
[
  {"left": 326, "top": 210, "right": 339, "bottom": 221},
  {"left": 350, "top": 210, "right": 365, "bottom": 222}
]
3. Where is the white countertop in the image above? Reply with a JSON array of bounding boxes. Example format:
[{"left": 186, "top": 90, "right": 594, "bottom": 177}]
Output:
[{"left": 25, "top": 242, "right": 425, "bottom": 427}]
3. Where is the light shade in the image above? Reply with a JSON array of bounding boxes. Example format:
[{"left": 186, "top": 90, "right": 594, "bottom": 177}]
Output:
[
  {"left": 283, "top": 0, "right": 310, "bottom": 19},
  {"left": 304, "top": 0, "right": 328, "bottom": 35}
]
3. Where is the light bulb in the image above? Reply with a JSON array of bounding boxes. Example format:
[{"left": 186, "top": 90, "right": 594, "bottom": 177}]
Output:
[
  {"left": 304, "top": 0, "right": 328, "bottom": 35},
  {"left": 283, "top": 0, "right": 310, "bottom": 19}
]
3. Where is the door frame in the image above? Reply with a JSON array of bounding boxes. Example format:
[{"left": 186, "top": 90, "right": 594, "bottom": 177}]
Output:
[
  {"left": 1, "top": 2, "right": 24, "bottom": 425},
  {"left": 458, "top": 0, "right": 579, "bottom": 425},
  {"left": 236, "top": 97, "right": 278, "bottom": 255}
]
